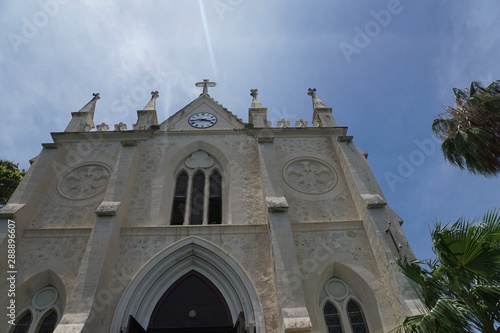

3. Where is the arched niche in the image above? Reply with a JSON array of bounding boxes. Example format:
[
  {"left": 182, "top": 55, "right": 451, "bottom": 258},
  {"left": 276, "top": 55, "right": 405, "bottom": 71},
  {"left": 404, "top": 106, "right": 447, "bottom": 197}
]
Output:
[
  {"left": 313, "top": 262, "right": 384, "bottom": 333},
  {"left": 158, "top": 140, "right": 233, "bottom": 225},
  {"left": 111, "top": 236, "right": 264, "bottom": 333},
  {"left": 1, "top": 270, "right": 65, "bottom": 333}
]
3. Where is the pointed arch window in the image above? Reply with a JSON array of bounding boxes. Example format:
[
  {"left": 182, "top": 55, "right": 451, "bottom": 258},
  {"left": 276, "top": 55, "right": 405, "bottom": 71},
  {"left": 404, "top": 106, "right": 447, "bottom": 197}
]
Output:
[
  {"left": 321, "top": 278, "right": 370, "bottom": 333},
  {"left": 347, "top": 300, "right": 369, "bottom": 333},
  {"left": 12, "top": 310, "right": 32, "bottom": 333},
  {"left": 171, "top": 171, "right": 188, "bottom": 225},
  {"left": 171, "top": 151, "right": 223, "bottom": 225},
  {"left": 323, "top": 301, "right": 344, "bottom": 333},
  {"left": 208, "top": 171, "right": 222, "bottom": 224},
  {"left": 10, "top": 286, "right": 61, "bottom": 333},
  {"left": 190, "top": 171, "right": 206, "bottom": 225},
  {"left": 37, "top": 309, "right": 58, "bottom": 333}
]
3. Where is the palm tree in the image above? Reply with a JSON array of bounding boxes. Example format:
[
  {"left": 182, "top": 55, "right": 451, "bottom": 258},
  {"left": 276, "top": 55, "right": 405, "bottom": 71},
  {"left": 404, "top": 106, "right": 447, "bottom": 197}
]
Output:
[
  {"left": 395, "top": 210, "right": 500, "bottom": 333},
  {"left": 432, "top": 80, "right": 500, "bottom": 176}
]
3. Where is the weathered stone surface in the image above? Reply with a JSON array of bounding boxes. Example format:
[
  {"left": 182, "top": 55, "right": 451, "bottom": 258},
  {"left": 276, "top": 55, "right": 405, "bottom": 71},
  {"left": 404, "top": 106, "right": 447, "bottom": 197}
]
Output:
[{"left": 1, "top": 90, "right": 418, "bottom": 333}]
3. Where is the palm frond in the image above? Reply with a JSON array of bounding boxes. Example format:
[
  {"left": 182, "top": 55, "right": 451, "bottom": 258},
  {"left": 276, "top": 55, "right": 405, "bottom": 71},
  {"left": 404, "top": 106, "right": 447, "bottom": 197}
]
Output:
[
  {"left": 395, "top": 298, "right": 472, "bottom": 333},
  {"left": 433, "top": 80, "right": 500, "bottom": 176}
]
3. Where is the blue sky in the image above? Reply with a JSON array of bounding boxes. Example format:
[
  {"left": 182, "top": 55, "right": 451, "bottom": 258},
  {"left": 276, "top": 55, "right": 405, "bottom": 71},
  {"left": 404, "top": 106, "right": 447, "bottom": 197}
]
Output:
[{"left": 1, "top": 1, "right": 499, "bottom": 260}]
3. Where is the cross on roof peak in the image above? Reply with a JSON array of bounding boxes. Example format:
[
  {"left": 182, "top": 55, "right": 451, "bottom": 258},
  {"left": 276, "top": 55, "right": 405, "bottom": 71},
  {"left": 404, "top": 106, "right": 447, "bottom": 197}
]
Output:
[{"left": 195, "top": 79, "right": 216, "bottom": 95}]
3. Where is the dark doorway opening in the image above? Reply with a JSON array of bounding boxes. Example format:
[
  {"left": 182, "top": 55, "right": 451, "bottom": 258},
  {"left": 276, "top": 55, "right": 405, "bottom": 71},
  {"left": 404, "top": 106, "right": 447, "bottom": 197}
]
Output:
[{"left": 125, "top": 271, "right": 245, "bottom": 333}]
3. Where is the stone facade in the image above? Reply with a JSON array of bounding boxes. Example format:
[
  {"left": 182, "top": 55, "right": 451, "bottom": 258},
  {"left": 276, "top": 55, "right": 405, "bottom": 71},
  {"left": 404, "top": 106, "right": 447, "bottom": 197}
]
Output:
[{"left": 0, "top": 86, "right": 421, "bottom": 333}]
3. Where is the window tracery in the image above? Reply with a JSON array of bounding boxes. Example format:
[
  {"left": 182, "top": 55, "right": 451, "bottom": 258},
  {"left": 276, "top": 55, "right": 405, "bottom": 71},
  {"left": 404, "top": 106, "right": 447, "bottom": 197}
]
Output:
[
  {"left": 9, "top": 286, "right": 60, "bottom": 333},
  {"left": 171, "top": 151, "right": 223, "bottom": 225},
  {"left": 321, "top": 278, "right": 369, "bottom": 333}
]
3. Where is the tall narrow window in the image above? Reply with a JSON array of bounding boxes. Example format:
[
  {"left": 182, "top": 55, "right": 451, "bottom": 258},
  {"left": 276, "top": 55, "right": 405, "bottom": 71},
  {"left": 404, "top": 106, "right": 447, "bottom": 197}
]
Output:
[
  {"left": 208, "top": 171, "right": 222, "bottom": 224},
  {"left": 323, "top": 301, "right": 343, "bottom": 333},
  {"left": 37, "top": 309, "right": 58, "bottom": 333},
  {"left": 190, "top": 172, "right": 205, "bottom": 225},
  {"left": 347, "top": 300, "right": 369, "bottom": 333},
  {"left": 171, "top": 172, "right": 188, "bottom": 225},
  {"left": 12, "top": 310, "right": 32, "bottom": 333},
  {"left": 170, "top": 151, "right": 224, "bottom": 225}
]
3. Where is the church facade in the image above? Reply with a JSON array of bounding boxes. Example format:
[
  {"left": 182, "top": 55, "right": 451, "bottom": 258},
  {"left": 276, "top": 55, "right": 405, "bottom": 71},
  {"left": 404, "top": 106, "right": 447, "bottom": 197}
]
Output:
[{"left": 0, "top": 81, "right": 421, "bottom": 333}]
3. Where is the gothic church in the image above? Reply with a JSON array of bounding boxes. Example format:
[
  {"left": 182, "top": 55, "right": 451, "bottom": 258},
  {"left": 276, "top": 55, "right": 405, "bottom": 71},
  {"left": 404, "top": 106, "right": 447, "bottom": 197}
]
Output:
[{"left": 0, "top": 81, "right": 421, "bottom": 333}]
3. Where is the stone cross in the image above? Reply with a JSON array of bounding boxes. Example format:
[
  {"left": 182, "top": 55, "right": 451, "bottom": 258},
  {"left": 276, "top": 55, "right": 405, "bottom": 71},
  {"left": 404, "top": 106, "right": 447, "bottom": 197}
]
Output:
[
  {"left": 307, "top": 88, "right": 327, "bottom": 108},
  {"left": 307, "top": 88, "right": 316, "bottom": 99},
  {"left": 250, "top": 89, "right": 258, "bottom": 99},
  {"left": 195, "top": 79, "right": 216, "bottom": 95}
]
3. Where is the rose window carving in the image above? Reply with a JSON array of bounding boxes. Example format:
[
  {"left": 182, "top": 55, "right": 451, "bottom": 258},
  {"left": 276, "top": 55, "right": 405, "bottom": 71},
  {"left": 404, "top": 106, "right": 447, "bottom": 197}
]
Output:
[
  {"left": 58, "top": 164, "right": 111, "bottom": 199},
  {"left": 283, "top": 158, "right": 337, "bottom": 194}
]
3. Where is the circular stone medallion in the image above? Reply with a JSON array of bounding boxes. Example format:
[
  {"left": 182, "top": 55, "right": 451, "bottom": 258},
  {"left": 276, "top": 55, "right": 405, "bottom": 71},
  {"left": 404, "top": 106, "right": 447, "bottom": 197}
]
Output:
[
  {"left": 283, "top": 158, "right": 337, "bottom": 194},
  {"left": 325, "top": 279, "right": 348, "bottom": 300},
  {"left": 57, "top": 163, "right": 111, "bottom": 200},
  {"left": 32, "top": 286, "right": 58, "bottom": 310}
]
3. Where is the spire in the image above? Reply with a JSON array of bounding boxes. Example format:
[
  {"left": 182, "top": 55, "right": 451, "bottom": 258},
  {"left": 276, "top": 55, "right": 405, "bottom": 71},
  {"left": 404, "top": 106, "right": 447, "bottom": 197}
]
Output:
[
  {"left": 307, "top": 88, "right": 335, "bottom": 127},
  {"left": 65, "top": 93, "right": 99, "bottom": 132},
  {"left": 133, "top": 91, "right": 159, "bottom": 130},
  {"left": 78, "top": 92, "right": 100, "bottom": 117},
  {"left": 143, "top": 91, "right": 159, "bottom": 110},
  {"left": 250, "top": 89, "right": 264, "bottom": 108},
  {"left": 248, "top": 88, "right": 269, "bottom": 128}
]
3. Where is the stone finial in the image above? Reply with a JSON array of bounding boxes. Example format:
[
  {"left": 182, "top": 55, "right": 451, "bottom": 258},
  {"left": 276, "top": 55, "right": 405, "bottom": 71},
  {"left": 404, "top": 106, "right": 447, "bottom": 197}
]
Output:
[
  {"left": 250, "top": 89, "right": 264, "bottom": 108},
  {"left": 78, "top": 92, "right": 100, "bottom": 115},
  {"left": 307, "top": 88, "right": 327, "bottom": 108},
  {"left": 248, "top": 88, "right": 268, "bottom": 128},
  {"left": 134, "top": 91, "right": 159, "bottom": 130},
  {"left": 277, "top": 118, "right": 290, "bottom": 128},
  {"left": 195, "top": 79, "right": 216, "bottom": 95},
  {"left": 65, "top": 93, "right": 100, "bottom": 132},
  {"left": 96, "top": 123, "right": 109, "bottom": 131},
  {"left": 143, "top": 91, "right": 159, "bottom": 110},
  {"left": 295, "top": 119, "right": 308, "bottom": 128},
  {"left": 308, "top": 88, "right": 335, "bottom": 127},
  {"left": 114, "top": 122, "right": 127, "bottom": 131}
]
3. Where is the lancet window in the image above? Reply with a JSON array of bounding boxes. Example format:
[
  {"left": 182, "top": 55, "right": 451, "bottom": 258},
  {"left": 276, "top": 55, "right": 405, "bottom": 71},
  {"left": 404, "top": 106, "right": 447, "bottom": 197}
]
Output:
[
  {"left": 321, "top": 279, "right": 369, "bottom": 333},
  {"left": 10, "top": 286, "right": 60, "bottom": 333},
  {"left": 171, "top": 151, "right": 223, "bottom": 225}
]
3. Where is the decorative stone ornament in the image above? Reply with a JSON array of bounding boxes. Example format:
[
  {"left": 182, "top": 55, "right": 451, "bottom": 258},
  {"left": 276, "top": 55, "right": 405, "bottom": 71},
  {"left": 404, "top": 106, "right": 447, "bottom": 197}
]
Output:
[
  {"left": 325, "top": 278, "right": 349, "bottom": 300},
  {"left": 283, "top": 158, "right": 337, "bottom": 194},
  {"left": 185, "top": 151, "right": 214, "bottom": 169},
  {"left": 32, "top": 286, "right": 58, "bottom": 310},
  {"left": 195, "top": 79, "right": 216, "bottom": 95},
  {"left": 57, "top": 163, "right": 112, "bottom": 200}
]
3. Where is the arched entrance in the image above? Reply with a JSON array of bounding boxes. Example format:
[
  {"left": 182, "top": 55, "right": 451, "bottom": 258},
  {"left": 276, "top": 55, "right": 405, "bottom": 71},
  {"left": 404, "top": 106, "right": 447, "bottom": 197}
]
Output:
[
  {"left": 148, "top": 270, "right": 234, "bottom": 332},
  {"left": 113, "top": 237, "right": 263, "bottom": 333}
]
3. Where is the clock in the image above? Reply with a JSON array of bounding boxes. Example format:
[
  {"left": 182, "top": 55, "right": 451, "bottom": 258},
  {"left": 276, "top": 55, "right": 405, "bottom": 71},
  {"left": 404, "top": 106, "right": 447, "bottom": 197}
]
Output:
[{"left": 188, "top": 112, "right": 217, "bottom": 128}]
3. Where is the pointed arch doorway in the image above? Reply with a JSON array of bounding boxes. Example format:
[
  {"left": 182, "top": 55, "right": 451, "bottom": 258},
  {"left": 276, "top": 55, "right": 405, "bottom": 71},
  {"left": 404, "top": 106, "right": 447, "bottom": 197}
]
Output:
[
  {"left": 126, "top": 271, "right": 245, "bottom": 333},
  {"left": 115, "top": 237, "right": 261, "bottom": 333}
]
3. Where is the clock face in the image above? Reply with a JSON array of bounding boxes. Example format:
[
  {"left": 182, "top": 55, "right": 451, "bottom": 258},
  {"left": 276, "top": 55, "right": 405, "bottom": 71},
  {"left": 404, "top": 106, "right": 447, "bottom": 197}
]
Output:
[{"left": 188, "top": 112, "right": 217, "bottom": 128}]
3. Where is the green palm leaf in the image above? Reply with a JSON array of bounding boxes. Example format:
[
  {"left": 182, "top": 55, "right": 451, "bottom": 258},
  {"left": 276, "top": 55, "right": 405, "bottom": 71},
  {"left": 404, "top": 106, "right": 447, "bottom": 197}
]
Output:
[
  {"left": 433, "top": 80, "right": 500, "bottom": 176},
  {"left": 396, "top": 210, "right": 500, "bottom": 333}
]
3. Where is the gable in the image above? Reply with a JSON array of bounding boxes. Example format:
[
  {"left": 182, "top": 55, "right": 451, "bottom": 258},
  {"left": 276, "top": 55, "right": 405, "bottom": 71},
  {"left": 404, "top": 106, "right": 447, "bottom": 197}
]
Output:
[{"left": 160, "top": 94, "right": 246, "bottom": 131}]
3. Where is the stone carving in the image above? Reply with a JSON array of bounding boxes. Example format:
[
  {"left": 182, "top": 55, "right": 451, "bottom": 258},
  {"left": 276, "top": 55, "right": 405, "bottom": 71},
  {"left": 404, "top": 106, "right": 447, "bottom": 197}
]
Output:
[
  {"left": 32, "top": 286, "right": 58, "bottom": 310},
  {"left": 185, "top": 151, "right": 214, "bottom": 169},
  {"left": 58, "top": 164, "right": 111, "bottom": 199},
  {"left": 295, "top": 119, "right": 308, "bottom": 128},
  {"left": 114, "top": 122, "right": 127, "bottom": 131},
  {"left": 325, "top": 278, "right": 348, "bottom": 300},
  {"left": 283, "top": 158, "right": 337, "bottom": 194},
  {"left": 96, "top": 123, "right": 109, "bottom": 131},
  {"left": 277, "top": 119, "right": 290, "bottom": 128}
]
